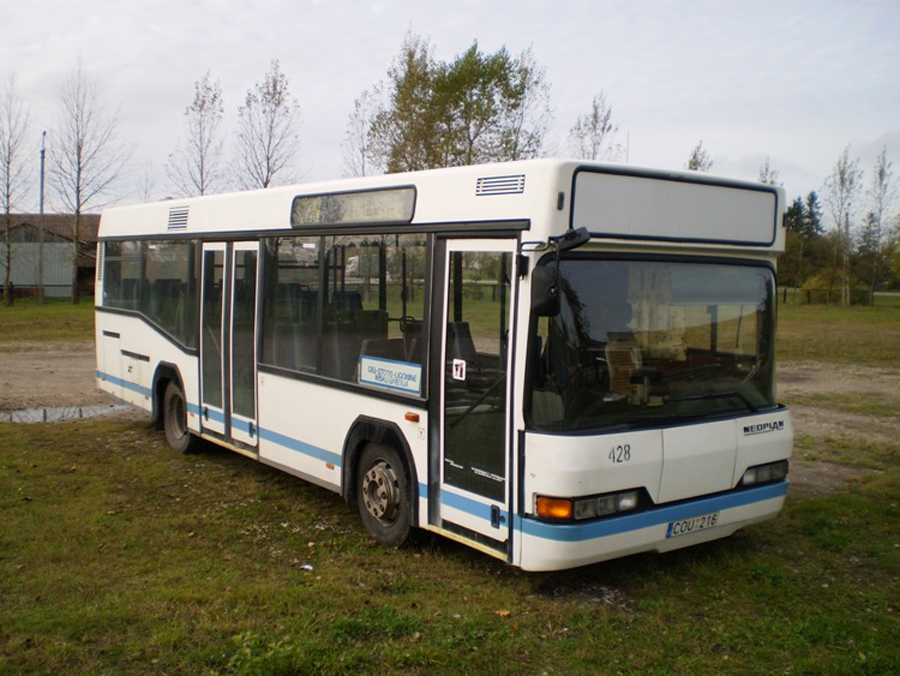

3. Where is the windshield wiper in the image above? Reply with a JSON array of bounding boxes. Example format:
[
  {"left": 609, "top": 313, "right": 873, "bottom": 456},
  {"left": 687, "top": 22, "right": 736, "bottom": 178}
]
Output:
[{"left": 666, "top": 390, "right": 759, "bottom": 413}]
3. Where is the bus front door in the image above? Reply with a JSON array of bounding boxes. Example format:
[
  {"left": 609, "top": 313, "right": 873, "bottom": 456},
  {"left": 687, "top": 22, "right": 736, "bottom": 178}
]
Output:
[
  {"left": 434, "top": 238, "right": 517, "bottom": 555},
  {"left": 199, "top": 241, "right": 260, "bottom": 451}
]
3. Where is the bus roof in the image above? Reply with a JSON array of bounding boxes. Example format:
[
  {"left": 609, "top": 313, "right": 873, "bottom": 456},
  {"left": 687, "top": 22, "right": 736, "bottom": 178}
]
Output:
[{"left": 99, "top": 159, "right": 784, "bottom": 251}]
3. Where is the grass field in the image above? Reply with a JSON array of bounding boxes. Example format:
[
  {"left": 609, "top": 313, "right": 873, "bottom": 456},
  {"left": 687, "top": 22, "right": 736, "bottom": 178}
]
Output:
[
  {"left": 0, "top": 299, "right": 95, "bottom": 346},
  {"left": 3, "top": 293, "right": 900, "bottom": 366},
  {"left": 1, "top": 293, "right": 899, "bottom": 673},
  {"left": 1, "top": 421, "right": 898, "bottom": 674},
  {"left": 777, "top": 303, "right": 900, "bottom": 365}
]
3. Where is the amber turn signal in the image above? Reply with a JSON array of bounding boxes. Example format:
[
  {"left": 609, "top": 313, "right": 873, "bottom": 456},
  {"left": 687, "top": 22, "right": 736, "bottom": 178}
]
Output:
[{"left": 536, "top": 496, "right": 572, "bottom": 520}]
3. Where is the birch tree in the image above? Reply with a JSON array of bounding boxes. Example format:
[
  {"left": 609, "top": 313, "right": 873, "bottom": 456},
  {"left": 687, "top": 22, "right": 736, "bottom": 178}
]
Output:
[
  {"left": 823, "top": 146, "right": 863, "bottom": 306},
  {"left": 859, "top": 147, "right": 896, "bottom": 298},
  {"left": 1, "top": 73, "right": 30, "bottom": 306}
]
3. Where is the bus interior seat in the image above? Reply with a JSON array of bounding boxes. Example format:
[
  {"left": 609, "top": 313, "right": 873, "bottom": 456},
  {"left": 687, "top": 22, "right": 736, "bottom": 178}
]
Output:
[
  {"left": 447, "top": 321, "right": 478, "bottom": 364},
  {"left": 359, "top": 338, "right": 407, "bottom": 362},
  {"left": 605, "top": 332, "right": 642, "bottom": 399}
]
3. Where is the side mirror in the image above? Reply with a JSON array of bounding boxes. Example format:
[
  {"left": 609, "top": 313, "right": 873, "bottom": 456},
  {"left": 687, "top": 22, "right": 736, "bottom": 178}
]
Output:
[{"left": 531, "top": 264, "right": 559, "bottom": 317}]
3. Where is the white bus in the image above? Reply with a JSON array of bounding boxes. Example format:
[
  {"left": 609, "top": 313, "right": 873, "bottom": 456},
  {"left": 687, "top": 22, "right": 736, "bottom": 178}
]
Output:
[{"left": 95, "top": 159, "right": 792, "bottom": 571}]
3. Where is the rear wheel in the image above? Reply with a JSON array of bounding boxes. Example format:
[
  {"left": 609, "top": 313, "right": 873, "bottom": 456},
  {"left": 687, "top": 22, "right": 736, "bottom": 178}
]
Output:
[
  {"left": 356, "top": 443, "right": 412, "bottom": 547},
  {"left": 163, "top": 380, "right": 197, "bottom": 453}
]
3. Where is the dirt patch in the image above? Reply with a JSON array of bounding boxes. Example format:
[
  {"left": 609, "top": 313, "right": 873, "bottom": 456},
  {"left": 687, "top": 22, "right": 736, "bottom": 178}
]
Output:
[
  {"left": 779, "top": 360, "right": 900, "bottom": 401},
  {"left": 787, "top": 459, "right": 875, "bottom": 497},
  {"left": 0, "top": 341, "right": 118, "bottom": 411},
  {"left": 778, "top": 361, "right": 900, "bottom": 495}
]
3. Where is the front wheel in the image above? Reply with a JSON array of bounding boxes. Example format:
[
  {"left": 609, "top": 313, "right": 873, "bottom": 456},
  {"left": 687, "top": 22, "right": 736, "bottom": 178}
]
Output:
[
  {"left": 356, "top": 443, "right": 412, "bottom": 548},
  {"left": 163, "top": 380, "right": 198, "bottom": 454}
]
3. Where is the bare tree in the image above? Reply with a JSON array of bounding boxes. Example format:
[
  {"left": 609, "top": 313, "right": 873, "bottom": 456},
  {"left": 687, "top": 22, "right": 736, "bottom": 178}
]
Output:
[
  {"left": 568, "top": 91, "right": 621, "bottom": 161},
  {"left": 1, "top": 73, "right": 31, "bottom": 306},
  {"left": 235, "top": 60, "right": 301, "bottom": 189},
  {"left": 341, "top": 85, "right": 380, "bottom": 177},
  {"left": 167, "top": 71, "right": 226, "bottom": 196},
  {"left": 49, "top": 63, "right": 130, "bottom": 303},
  {"left": 859, "top": 146, "right": 896, "bottom": 299},
  {"left": 758, "top": 156, "right": 781, "bottom": 185},
  {"left": 823, "top": 145, "right": 863, "bottom": 307},
  {"left": 686, "top": 140, "right": 713, "bottom": 172},
  {"left": 496, "top": 46, "right": 553, "bottom": 161},
  {"left": 137, "top": 159, "right": 156, "bottom": 202},
  {"left": 866, "top": 146, "right": 896, "bottom": 241}
]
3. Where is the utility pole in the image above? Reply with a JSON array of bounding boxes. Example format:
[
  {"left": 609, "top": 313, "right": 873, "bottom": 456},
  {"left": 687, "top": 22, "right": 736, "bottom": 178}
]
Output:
[{"left": 38, "top": 130, "right": 45, "bottom": 306}]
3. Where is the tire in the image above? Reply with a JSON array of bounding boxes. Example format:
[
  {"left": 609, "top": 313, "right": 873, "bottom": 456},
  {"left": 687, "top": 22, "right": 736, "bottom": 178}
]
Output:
[
  {"left": 356, "top": 443, "right": 413, "bottom": 548},
  {"left": 163, "top": 380, "right": 198, "bottom": 454}
]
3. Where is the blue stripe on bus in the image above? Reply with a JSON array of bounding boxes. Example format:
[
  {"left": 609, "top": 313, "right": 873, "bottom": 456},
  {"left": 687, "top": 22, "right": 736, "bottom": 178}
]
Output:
[
  {"left": 441, "top": 487, "right": 510, "bottom": 524},
  {"left": 517, "top": 481, "right": 789, "bottom": 543},
  {"left": 258, "top": 426, "right": 343, "bottom": 468},
  {"left": 96, "top": 370, "right": 152, "bottom": 397},
  {"left": 97, "top": 369, "right": 340, "bottom": 468}
]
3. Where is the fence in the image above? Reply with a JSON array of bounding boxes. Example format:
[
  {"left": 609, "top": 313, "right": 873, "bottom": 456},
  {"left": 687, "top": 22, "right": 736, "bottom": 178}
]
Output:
[{"left": 780, "top": 287, "right": 874, "bottom": 306}]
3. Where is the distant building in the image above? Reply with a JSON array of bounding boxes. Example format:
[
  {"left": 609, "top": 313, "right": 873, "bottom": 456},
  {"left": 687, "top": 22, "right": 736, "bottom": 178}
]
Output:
[{"left": 0, "top": 214, "right": 100, "bottom": 299}]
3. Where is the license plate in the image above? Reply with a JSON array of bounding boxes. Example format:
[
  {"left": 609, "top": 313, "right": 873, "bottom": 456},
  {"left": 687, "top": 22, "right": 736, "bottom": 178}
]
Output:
[{"left": 666, "top": 511, "right": 720, "bottom": 538}]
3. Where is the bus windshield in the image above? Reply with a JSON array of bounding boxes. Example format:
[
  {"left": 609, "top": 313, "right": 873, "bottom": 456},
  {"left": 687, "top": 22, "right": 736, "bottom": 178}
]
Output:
[{"left": 528, "top": 257, "right": 776, "bottom": 432}]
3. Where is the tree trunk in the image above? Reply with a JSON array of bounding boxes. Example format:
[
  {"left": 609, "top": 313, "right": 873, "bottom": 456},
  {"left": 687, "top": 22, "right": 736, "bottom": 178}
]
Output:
[
  {"left": 71, "top": 212, "right": 81, "bottom": 304},
  {"left": 3, "top": 215, "right": 11, "bottom": 307}
]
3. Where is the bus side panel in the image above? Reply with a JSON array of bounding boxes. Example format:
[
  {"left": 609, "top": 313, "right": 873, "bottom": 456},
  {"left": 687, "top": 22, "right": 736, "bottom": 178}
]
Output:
[
  {"left": 95, "top": 312, "right": 201, "bottom": 433},
  {"left": 257, "top": 372, "right": 428, "bottom": 514},
  {"left": 96, "top": 314, "right": 123, "bottom": 401}
]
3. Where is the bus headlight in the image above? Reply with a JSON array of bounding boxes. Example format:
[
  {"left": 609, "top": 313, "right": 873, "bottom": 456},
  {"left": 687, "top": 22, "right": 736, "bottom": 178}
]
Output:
[
  {"left": 538, "top": 490, "right": 641, "bottom": 521},
  {"left": 741, "top": 460, "right": 788, "bottom": 486}
]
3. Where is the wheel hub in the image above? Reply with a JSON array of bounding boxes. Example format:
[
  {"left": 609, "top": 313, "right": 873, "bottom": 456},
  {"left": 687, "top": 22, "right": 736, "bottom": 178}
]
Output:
[{"left": 362, "top": 460, "right": 399, "bottom": 523}]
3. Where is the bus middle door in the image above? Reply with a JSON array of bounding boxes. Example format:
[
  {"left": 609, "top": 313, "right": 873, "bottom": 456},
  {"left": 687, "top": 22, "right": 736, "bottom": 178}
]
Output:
[{"left": 199, "top": 241, "right": 260, "bottom": 451}]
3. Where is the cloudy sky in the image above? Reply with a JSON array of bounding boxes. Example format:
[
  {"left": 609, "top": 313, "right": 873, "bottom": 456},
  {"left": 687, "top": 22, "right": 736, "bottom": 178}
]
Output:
[{"left": 6, "top": 0, "right": 899, "bottom": 215}]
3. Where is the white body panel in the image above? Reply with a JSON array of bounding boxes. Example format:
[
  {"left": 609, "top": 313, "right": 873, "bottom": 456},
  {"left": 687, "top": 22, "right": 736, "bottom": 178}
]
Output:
[
  {"left": 517, "top": 414, "right": 791, "bottom": 570},
  {"left": 95, "top": 158, "right": 791, "bottom": 571}
]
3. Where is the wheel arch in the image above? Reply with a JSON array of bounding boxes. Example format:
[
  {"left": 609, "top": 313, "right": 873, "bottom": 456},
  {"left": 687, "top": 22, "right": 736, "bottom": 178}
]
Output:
[
  {"left": 150, "top": 362, "right": 187, "bottom": 429},
  {"left": 342, "top": 416, "right": 419, "bottom": 525}
]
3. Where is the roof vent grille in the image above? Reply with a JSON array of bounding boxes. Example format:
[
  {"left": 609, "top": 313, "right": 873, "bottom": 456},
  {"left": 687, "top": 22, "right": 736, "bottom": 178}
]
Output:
[
  {"left": 476, "top": 174, "right": 526, "bottom": 196},
  {"left": 167, "top": 206, "right": 189, "bottom": 230}
]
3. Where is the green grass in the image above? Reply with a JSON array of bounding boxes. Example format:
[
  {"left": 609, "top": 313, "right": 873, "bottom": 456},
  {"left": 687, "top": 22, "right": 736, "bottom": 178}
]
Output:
[
  {"left": 874, "top": 293, "right": 900, "bottom": 308},
  {"left": 0, "top": 298, "right": 95, "bottom": 344},
  {"left": 777, "top": 303, "right": 900, "bottom": 365},
  {"left": 3, "top": 287, "right": 899, "bottom": 367},
  {"left": 1, "top": 421, "right": 898, "bottom": 674},
  {"left": 786, "top": 392, "right": 900, "bottom": 420}
]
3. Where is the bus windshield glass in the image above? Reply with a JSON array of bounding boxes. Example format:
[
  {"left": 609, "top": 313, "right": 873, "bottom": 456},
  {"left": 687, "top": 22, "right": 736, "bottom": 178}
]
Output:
[{"left": 528, "top": 257, "right": 776, "bottom": 431}]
